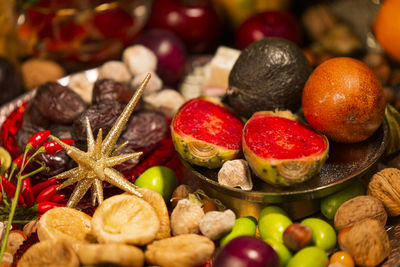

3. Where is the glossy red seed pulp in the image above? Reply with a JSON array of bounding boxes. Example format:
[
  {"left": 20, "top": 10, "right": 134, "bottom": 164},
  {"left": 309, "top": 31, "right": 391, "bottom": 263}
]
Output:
[
  {"left": 173, "top": 99, "right": 243, "bottom": 150},
  {"left": 244, "top": 116, "right": 326, "bottom": 160}
]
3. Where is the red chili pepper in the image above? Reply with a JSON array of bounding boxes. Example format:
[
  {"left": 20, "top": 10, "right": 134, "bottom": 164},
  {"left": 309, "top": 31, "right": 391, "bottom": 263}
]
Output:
[
  {"left": 31, "top": 177, "right": 58, "bottom": 197},
  {"left": 11, "top": 154, "right": 24, "bottom": 169},
  {"left": 1, "top": 176, "right": 24, "bottom": 206},
  {"left": 35, "top": 201, "right": 65, "bottom": 214},
  {"left": 50, "top": 194, "right": 65, "bottom": 203},
  {"left": 42, "top": 139, "right": 75, "bottom": 154},
  {"left": 35, "top": 184, "right": 58, "bottom": 203},
  {"left": 21, "top": 178, "right": 35, "bottom": 207},
  {"left": 26, "top": 130, "right": 51, "bottom": 150}
]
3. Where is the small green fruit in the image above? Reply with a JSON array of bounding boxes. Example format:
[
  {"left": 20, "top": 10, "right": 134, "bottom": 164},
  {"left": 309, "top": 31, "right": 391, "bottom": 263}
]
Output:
[
  {"left": 134, "top": 166, "right": 178, "bottom": 201},
  {"left": 220, "top": 216, "right": 257, "bottom": 246},
  {"left": 320, "top": 179, "right": 365, "bottom": 220},
  {"left": 301, "top": 218, "right": 336, "bottom": 252},
  {"left": 259, "top": 206, "right": 288, "bottom": 219},
  {"left": 264, "top": 237, "right": 292, "bottom": 267},
  {"left": 259, "top": 213, "right": 292, "bottom": 243},
  {"left": 287, "top": 246, "right": 328, "bottom": 267}
]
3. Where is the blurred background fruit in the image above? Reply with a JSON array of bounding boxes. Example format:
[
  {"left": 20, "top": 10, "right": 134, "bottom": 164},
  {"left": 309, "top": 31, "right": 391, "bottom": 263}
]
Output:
[
  {"left": 235, "top": 10, "right": 301, "bottom": 50},
  {"left": 213, "top": 0, "right": 290, "bottom": 29},
  {"left": 17, "top": 0, "right": 151, "bottom": 70},
  {"left": 136, "top": 29, "right": 187, "bottom": 87},
  {"left": 374, "top": 0, "right": 400, "bottom": 62},
  {"left": 147, "top": 0, "right": 223, "bottom": 53}
]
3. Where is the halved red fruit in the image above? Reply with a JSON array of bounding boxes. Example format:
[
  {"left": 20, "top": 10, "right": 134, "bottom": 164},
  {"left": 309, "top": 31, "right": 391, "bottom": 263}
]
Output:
[
  {"left": 243, "top": 110, "right": 329, "bottom": 186},
  {"left": 171, "top": 97, "right": 243, "bottom": 168}
]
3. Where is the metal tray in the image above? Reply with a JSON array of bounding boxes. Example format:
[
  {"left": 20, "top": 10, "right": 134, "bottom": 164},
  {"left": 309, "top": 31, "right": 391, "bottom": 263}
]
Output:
[{"left": 183, "top": 118, "right": 389, "bottom": 219}]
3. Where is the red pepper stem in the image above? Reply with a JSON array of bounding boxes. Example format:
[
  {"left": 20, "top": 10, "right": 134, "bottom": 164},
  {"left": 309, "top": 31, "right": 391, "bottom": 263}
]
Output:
[
  {"left": 0, "top": 174, "right": 23, "bottom": 259},
  {"left": 20, "top": 165, "right": 48, "bottom": 181},
  {"left": 7, "top": 164, "right": 17, "bottom": 182}
]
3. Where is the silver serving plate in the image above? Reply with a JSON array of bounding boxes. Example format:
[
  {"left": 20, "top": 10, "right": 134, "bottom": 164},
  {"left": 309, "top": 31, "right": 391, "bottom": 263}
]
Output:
[{"left": 0, "top": 68, "right": 98, "bottom": 126}]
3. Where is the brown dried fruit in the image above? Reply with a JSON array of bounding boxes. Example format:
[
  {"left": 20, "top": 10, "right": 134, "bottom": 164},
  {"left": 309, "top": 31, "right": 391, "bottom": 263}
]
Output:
[
  {"left": 283, "top": 223, "right": 312, "bottom": 251},
  {"left": 6, "top": 230, "right": 27, "bottom": 256},
  {"left": 170, "top": 199, "right": 205, "bottom": 235},
  {"left": 76, "top": 243, "right": 144, "bottom": 267},
  {"left": 18, "top": 239, "right": 79, "bottom": 267},
  {"left": 145, "top": 234, "right": 215, "bottom": 267},
  {"left": 368, "top": 168, "right": 400, "bottom": 216},
  {"left": 334, "top": 195, "right": 387, "bottom": 231},
  {"left": 199, "top": 210, "right": 236, "bottom": 240},
  {"left": 341, "top": 219, "right": 390, "bottom": 267},
  {"left": 135, "top": 188, "right": 171, "bottom": 239}
]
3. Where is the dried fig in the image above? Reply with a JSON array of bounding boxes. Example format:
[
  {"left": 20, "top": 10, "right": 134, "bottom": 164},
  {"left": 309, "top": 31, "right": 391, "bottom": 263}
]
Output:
[
  {"left": 368, "top": 168, "right": 400, "bottom": 216},
  {"left": 334, "top": 195, "right": 387, "bottom": 231},
  {"left": 145, "top": 234, "right": 214, "bottom": 267},
  {"left": 341, "top": 219, "right": 390, "bottom": 267}
]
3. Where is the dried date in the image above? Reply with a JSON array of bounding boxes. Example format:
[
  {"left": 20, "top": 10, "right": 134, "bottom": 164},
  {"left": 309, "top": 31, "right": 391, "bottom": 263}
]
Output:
[
  {"left": 119, "top": 110, "right": 167, "bottom": 151},
  {"left": 92, "top": 79, "right": 136, "bottom": 106},
  {"left": 72, "top": 101, "right": 124, "bottom": 141},
  {"left": 113, "top": 145, "right": 140, "bottom": 175},
  {"left": 22, "top": 102, "right": 50, "bottom": 130},
  {"left": 48, "top": 124, "right": 73, "bottom": 140},
  {"left": 33, "top": 82, "right": 87, "bottom": 124}
]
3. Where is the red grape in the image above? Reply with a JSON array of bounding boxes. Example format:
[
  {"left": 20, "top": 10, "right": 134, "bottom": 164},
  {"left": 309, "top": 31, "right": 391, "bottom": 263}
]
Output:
[
  {"left": 136, "top": 29, "right": 187, "bottom": 87},
  {"left": 214, "top": 236, "right": 280, "bottom": 267}
]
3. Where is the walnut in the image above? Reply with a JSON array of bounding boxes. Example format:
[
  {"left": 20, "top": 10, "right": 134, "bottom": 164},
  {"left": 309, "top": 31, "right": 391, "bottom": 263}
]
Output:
[
  {"left": 334, "top": 195, "right": 387, "bottom": 231},
  {"left": 368, "top": 168, "right": 400, "bottom": 217},
  {"left": 340, "top": 219, "right": 390, "bottom": 267}
]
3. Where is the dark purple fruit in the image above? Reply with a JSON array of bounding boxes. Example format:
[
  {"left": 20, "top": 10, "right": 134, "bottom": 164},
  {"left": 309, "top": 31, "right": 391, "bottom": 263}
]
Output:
[
  {"left": 0, "top": 56, "right": 23, "bottom": 105},
  {"left": 136, "top": 29, "right": 187, "bottom": 86},
  {"left": 72, "top": 101, "right": 124, "bottom": 141},
  {"left": 92, "top": 78, "right": 135, "bottom": 105},
  {"left": 48, "top": 124, "right": 73, "bottom": 140},
  {"left": 33, "top": 82, "right": 87, "bottom": 124},
  {"left": 213, "top": 236, "right": 280, "bottom": 267},
  {"left": 113, "top": 145, "right": 140, "bottom": 175},
  {"left": 34, "top": 151, "right": 70, "bottom": 177}
]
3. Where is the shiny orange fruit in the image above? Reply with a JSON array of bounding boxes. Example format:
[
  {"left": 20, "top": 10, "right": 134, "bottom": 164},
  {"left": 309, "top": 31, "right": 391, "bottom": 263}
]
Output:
[
  {"left": 374, "top": 0, "right": 400, "bottom": 62},
  {"left": 329, "top": 251, "right": 355, "bottom": 267},
  {"left": 302, "top": 57, "right": 385, "bottom": 143}
]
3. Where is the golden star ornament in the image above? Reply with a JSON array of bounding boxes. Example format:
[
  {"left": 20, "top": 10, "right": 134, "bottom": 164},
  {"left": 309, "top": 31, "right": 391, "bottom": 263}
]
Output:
[{"left": 49, "top": 74, "right": 152, "bottom": 208}]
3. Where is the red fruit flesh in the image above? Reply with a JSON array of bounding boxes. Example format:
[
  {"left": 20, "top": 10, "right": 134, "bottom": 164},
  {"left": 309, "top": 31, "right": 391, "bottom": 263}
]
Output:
[
  {"left": 173, "top": 99, "right": 243, "bottom": 150},
  {"left": 244, "top": 116, "right": 326, "bottom": 160}
]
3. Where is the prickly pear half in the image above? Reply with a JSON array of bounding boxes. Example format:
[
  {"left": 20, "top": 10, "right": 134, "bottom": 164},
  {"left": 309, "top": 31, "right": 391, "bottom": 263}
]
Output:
[
  {"left": 171, "top": 97, "right": 244, "bottom": 168},
  {"left": 243, "top": 110, "right": 329, "bottom": 186}
]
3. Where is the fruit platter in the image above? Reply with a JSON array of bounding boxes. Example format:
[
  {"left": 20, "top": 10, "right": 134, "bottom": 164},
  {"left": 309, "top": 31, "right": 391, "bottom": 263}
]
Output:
[{"left": 4, "top": 0, "right": 400, "bottom": 266}]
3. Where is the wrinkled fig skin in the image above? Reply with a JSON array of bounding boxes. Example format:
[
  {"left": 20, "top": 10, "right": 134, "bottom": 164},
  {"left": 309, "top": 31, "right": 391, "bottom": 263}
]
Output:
[
  {"left": 0, "top": 57, "right": 23, "bottom": 105},
  {"left": 33, "top": 82, "right": 87, "bottom": 124},
  {"left": 22, "top": 102, "right": 51, "bottom": 130},
  {"left": 228, "top": 38, "right": 311, "bottom": 118},
  {"left": 72, "top": 101, "right": 124, "bottom": 141},
  {"left": 92, "top": 78, "right": 136, "bottom": 105}
]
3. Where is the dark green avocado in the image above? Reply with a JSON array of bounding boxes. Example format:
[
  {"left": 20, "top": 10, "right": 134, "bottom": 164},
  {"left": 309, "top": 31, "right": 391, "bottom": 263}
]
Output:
[{"left": 227, "top": 37, "right": 312, "bottom": 118}]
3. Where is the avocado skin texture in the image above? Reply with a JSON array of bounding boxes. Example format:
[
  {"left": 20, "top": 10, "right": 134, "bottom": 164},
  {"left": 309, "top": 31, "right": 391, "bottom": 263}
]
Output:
[{"left": 228, "top": 37, "right": 311, "bottom": 118}]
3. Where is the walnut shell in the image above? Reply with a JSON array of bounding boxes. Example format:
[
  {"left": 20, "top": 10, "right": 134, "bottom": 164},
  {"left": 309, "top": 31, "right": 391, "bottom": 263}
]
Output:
[
  {"left": 341, "top": 219, "right": 390, "bottom": 267},
  {"left": 368, "top": 168, "right": 400, "bottom": 217},
  {"left": 334, "top": 195, "right": 387, "bottom": 231}
]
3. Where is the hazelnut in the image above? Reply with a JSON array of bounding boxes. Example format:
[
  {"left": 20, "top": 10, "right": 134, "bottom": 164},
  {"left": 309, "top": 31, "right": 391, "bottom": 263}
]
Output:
[
  {"left": 282, "top": 223, "right": 312, "bottom": 251},
  {"left": 171, "top": 184, "right": 194, "bottom": 209},
  {"left": 368, "top": 168, "right": 400, "bottom": 216}
]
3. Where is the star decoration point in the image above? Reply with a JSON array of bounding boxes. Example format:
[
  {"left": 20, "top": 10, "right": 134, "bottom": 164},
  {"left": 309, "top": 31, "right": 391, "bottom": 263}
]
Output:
[{"left": 49, "top": 73, "right": 151, "bottom": 207}]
